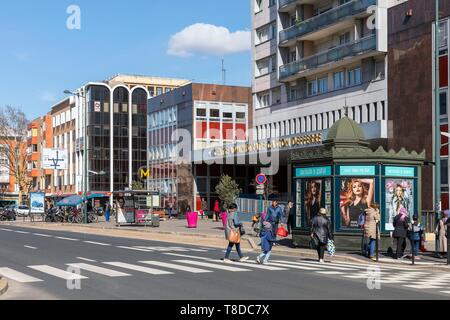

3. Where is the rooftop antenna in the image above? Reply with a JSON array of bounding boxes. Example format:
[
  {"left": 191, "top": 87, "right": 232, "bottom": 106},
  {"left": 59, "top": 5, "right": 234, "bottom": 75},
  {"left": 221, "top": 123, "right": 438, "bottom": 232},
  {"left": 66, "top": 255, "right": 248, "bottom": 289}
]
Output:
[{"left": 221, "top": 58, "right": 226, "bottom": 85}]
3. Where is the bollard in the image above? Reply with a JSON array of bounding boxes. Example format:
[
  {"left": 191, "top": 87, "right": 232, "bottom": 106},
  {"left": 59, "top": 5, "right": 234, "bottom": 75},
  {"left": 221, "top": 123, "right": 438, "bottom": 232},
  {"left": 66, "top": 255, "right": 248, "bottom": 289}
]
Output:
[
  {"left": 447, "top": 223, "right": 450, "bottom": 266},
  {"left": 376, "top": 220, "right": 379, "bottom": 262}
]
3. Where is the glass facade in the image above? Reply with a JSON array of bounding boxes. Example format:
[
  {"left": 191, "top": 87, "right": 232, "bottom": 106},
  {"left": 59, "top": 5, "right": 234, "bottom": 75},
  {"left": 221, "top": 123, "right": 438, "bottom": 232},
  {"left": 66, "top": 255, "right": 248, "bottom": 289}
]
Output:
[
  {"left": 113, "top": 87, "right": 129, "bottom": 191},
  {"left": 132, "top": 89, "right": 148, "bottom": 186}
]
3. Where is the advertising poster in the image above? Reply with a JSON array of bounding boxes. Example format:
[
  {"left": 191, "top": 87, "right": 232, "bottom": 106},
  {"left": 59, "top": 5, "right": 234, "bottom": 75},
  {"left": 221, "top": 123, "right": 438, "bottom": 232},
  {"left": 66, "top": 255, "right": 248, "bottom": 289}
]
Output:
[
  {"left": 30, "top": 193, "right": 45, "bottom": 213},
  {"left": 295, "top": 180, "right": 302, "bottom": 228},
  {"left": 304, "top": 179, "right": 322, "bottom": 226},
  {"left": 116, "top": 196, "right": 135, "bottom": 223},
  {"left": 385, "top": 179, "right": 414, "bottom": 231},
  {"left": 339, "top": 178, "right": 375, "bottom": 229}
]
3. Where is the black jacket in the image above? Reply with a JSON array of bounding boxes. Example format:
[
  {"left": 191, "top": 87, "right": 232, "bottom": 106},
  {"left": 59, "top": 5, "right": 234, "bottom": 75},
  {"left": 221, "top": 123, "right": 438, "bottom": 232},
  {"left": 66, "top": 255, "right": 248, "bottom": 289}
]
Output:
[
  {"left": 311, "top": 215, "right": 333, "bottom": 245},
  {"left": 393, "top": 215, "right": 409, "bottom": 238}
]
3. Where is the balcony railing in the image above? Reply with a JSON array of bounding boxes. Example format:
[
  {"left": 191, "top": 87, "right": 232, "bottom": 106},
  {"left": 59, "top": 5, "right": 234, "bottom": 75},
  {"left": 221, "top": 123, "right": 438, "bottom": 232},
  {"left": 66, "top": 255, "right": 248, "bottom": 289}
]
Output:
[
  {"left": 279, "top": 0, "right": 376, "bottom": 44},
  {"left": 279, "top": 0, "right": 297, "bottom": 9},
  {"left": 279, "top": 34, "right": 377, "bottom": 80}
]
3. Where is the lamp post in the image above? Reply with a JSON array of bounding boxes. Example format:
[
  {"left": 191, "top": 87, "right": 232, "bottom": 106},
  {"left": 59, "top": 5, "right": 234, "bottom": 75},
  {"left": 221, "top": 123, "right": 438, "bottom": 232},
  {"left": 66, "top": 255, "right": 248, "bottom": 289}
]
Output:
[
  {"left": 434, "top": 0, "right": 441, "bottom": 222},
  {"left": 64, "top": 89, "right": 88, "bottom": 224}
]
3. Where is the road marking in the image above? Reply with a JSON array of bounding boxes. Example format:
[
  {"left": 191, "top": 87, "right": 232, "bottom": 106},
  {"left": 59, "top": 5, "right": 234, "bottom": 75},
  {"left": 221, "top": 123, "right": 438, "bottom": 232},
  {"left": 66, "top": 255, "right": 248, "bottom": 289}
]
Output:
[
  {"left": 139, "top": 261, "right": 213, "bottom": 273},
  {"left": 0, "top": 228, "right": 13, "bottom": 232},
  {"left": 403, "top": 284, "right": 443, "bottom": 289},
  {"left": 28, "top": 265, "right": 88, "bottom": 280},
  {"left": 33, "top": 233, "right": 52, "bottom": 238},
  {"left": 240, "top": 260, "right": 288, "bottom": 271},
  {"left": 316, "top": 271, "right": 346, "bottom": 275},
  {"left": 271, "top": 260, "right": 358, "bottom": 271},
  {"left": 66, "top": 263, "right": 131, "bottom": 277},
  {"left": 332, "top": 260, "right": 413, "bottom": 271},
  {"left": 103, "top": 262, "right": 173, "bottom": 275},
  {"left": 83, "top": 241, "right": 111, "bottom": 246},
  {"left": 440, "top": 291, "right": 450, "bottom": 294},
  {"left": 173, "top": 260, "right": 251, "bottom": 272},
  {"left": 55, "top": 237, "right": 79, "bottom": 241},
  {"left": 0, "top": 267, "right": 43, "bottom": 283},
  {"left": 14, "top": 231, "right": 30, "bottom": 234},
  {"left": 134, "top": 246, "right": 188, "bottom": 252},
  {"left": 251, "top": 260, "right": 321, "bottom": 271},
  {"left": 77, "top": 257, "right": 97, "bottom": 262},
  {"left": 116, "top": 246, "right": 153, "bottom": 252},
  {"left": 163, "top": 253, "right": 212, "bottom": 260},
  {"left": 24, "top": 245, "right": 38, "bottom": 250}
]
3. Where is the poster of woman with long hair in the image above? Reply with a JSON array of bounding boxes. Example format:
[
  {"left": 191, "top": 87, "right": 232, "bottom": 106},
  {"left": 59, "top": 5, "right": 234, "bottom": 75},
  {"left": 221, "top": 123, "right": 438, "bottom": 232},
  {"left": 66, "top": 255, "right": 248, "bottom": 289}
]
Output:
[
  {"left": 340, "top": 178, "right": 375, "bottom": 228},
  {"left": 305, "top": 179, "right": 322, "bottom": 226},
  {"left": 385, "top": 179, "right": 413, "bottom": 230}
]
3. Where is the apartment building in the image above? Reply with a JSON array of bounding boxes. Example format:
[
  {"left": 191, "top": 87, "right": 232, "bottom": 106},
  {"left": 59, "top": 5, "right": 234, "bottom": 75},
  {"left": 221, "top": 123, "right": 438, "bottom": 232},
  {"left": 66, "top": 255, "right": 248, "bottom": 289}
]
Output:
[
  {"left": 251, "top": 0, "right": 395, "bottom": 143},
  {"left": 27, "top": 115, "right": 53, "bottom": 194}
]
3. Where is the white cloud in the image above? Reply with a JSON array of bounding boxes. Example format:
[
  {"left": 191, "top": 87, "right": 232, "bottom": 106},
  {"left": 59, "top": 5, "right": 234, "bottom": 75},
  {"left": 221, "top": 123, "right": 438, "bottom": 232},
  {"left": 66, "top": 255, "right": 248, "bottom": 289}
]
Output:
[{"left": 167, "top": 23, "right": 251, "bottom": 58}]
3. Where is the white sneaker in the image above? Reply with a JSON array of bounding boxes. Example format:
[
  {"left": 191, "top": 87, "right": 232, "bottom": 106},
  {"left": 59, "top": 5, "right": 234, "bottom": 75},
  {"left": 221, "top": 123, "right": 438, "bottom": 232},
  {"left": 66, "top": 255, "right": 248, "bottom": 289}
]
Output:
[
  {"left": 256, "top": 256, "right": 261, "bottom": 264},
  {"left": 223, "top": 258, "right": 232, "bottom": 263},
  {"left": 239, "top": 256, "right": 249, "bottom": 262},
  {"left": 319, "top": 259, "right": 325, "bottom": 264}
]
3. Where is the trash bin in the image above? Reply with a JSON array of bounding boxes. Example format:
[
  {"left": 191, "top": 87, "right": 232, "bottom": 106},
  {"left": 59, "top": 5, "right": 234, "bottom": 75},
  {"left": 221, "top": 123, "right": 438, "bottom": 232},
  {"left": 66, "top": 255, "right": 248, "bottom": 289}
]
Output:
[
  {"left": 186, "top": 211, "right": 198, "bottom": 228},
  {"left": 151, "top": 214, "right": 160, "bottom": 227}
]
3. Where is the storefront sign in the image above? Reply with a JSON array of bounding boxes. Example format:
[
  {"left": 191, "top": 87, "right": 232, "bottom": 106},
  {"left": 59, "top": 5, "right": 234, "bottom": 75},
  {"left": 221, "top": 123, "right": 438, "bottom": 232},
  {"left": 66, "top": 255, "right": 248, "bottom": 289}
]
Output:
[
  {"left": 295, "top": 166, "right": 332, "bottom": 178},
  {"left": 385, "top": 166, "right": 415, "bottom": 178},
  {"left": 339, "top": 166, "right": 375, "bottom": 176}
]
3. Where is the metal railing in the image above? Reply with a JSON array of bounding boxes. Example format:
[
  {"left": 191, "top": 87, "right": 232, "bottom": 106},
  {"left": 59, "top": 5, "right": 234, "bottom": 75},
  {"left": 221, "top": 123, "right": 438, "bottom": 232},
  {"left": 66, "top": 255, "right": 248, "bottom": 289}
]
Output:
[
  {"left": 421, "top": 210, "right": 438, "bottom": 233},
  {"left": 279, "top": 0, "right": 297, "bottom": 9},
  {"left": 279, "top": 0, "right": 376, "bottom": 44},
  {"left": 279, "top": 34, "right": 377, "bottom": 80}
]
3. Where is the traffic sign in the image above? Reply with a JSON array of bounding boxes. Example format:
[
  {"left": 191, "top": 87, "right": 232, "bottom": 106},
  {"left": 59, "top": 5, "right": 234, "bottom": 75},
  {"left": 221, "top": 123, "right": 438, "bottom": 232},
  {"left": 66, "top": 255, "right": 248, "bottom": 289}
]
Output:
[
  {"left": 256, "top": 173, "right": 267, "bottom": 185},
  {"left": 256, "top": 190, "right": 264, "bottom": 195},
  {"left": 256, "top": 185, "right": 265, "bottom": 190}
]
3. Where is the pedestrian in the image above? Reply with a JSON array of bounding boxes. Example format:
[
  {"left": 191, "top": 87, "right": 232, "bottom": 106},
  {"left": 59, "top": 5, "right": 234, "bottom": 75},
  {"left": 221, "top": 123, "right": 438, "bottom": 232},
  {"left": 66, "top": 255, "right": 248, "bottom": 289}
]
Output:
[
  {"left": 169, "top": 203, "right": 175, "bottom": 220},
  {"left": 105, "top": 203, "right": 111, "bottom": 222},
  {"left": 266, "top": 199, "right": 283, "bottom": 245},
  {"left": 363, "top": 203, "right": 381, "bottom": 261},
  {"left": 214, "top": 200, "right": 220, "bottom": 222},
  {"left": 223, "top": 203, "right": 249, "bottom": 263},
  {"left": 408, "top": 214, "right": 424, "bottom": 260},
  {"left": 310, "top": 208, "right": 333, "bottom": 263},
  {"left": 393, "top": 207, "right": 410, "bottom": 259},
  {"left": 257, "top": 220, "right": 274, "bottom": 265},
  {"left": 201, "top": 198, "right": 208, "bottom": 220},
  {"left": 286, "top": 201, "right": 294, "bottom": 235},
  {"left": 435, "top": 211, "right": 448, "bottom": 258}
]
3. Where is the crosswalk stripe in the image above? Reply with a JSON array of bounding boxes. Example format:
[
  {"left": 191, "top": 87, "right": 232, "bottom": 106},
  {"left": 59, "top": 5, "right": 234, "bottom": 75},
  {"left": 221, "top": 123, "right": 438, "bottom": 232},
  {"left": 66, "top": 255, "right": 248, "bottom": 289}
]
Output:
[
  {"left": 24, "top": 245, "right": 38, "bottom": 250},
  {"left": 0, "top": 267, "right": 43, "bottom": 283},
  {"left": 134, "top": 246, "right": 189, "bottom": 252},
  {"left": 116, "top": 246, "right": 153, "bottom": 252},
  {"left": 241, "top": 260, "right": 289, "bottom": 271},
  {"left": 0, "top": 228, "right": 13, "bottom": 232},
  {"left": 103, "top": 262, "right": 173, "bottom": 275},
  {"left": 14, "top": 231, "right": 30, "bottom": 234},
  {"left": 316, "top": 271, "right": 346, "bottom": 275},
  {"left": 163, "top": 253, "right": 211, "bottom": 260},
  {"left": 404, "top": 284, "right": 443, "bottom": 289},
  {"left": 83, "top": 241, "right": 111, "bottom": 246},
  {"left": 332, "top": 260, "right": 413, "bottom": 271},
  {"left": 77, "top": 257, "right": 97, "bottom": 262},
  {"left": 139, "top": 261, "right": 213, "bottom": 273},
  {"left": 66, "top": 263, "right": 131, "bottom": 277},
  {"left": 55, "top": 237, "right": 79, "bottom": 241},
  {"left": 440, "top": 291, "right": 450, "bottom": 294},
  {"left": 33, "top": 233, "right": 52, "bottom": 237},
  {"left": 28, "top": 265, "right": 88, "bottom": 280},
  {"left": 250, "top": 260, "right": 320, "bottom": 270},
  {"left": 173, "top": 260, "right": 251, "bottom": 272},
  {"left": 271, "top": 260, "right": 357, "bottom": 271}
]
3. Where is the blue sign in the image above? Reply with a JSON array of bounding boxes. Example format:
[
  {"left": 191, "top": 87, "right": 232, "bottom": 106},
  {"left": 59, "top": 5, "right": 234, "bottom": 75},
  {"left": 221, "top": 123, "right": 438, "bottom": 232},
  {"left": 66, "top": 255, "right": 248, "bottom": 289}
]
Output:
[
  {"left": 339, "top": 166, "right": 376, "bottom": 176},
  {"left": 385, "top": 166, "right": 415, "bottom": 178},
  {"left": 30, "top": 193, "right": 45, "bottom": 213},
  {"left": 295, "top": 166, "right": 332, "bottom": 178}
]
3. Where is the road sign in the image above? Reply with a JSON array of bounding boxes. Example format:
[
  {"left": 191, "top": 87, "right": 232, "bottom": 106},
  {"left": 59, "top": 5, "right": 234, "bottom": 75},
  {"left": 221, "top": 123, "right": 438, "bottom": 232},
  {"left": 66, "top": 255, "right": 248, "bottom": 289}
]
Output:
[
  {"left": 43, "top": 148, "right": 68, "bottom": 170},
  {"left": 256, "top": 173, "right": 267, "bottom": 185},
  {"left": 256, "top": 185, "right": 265, "bottom": 190},
  {"left": 256, "top": 190, "right": 264, "bottom": 195}
]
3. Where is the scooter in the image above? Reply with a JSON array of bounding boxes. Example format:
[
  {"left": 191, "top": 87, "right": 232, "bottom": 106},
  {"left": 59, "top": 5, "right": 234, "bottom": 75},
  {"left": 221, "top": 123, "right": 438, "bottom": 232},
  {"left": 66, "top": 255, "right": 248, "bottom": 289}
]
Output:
[
  {"left": 44, "top": 207, "right": 64, "bottom": 223},
  {"left": 0, "top": 208, "right": 16, "bottom": 221}
]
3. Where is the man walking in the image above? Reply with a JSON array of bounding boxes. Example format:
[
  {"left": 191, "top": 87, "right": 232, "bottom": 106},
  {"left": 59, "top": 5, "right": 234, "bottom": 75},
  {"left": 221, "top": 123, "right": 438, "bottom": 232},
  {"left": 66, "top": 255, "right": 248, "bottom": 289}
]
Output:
[{"left": 266, "top": 200, "right": 283, "bottom": 245}]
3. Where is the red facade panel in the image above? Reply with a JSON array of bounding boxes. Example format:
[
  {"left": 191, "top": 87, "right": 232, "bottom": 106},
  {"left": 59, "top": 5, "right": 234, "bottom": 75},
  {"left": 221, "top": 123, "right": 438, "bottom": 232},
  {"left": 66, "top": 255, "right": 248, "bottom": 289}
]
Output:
[
  {"left": 235, "top": 124, "right": 247, "bottom": 141},
  {"left": 442, "top": 124, "right": 448, "bottom": 156},
  {"left": 195, "top": 121, "right": 207, "bottom": 139},
  {"left": 440, "top": 55, "right": 448, "bottom": 88},
  {"left": 209, "top": 122, "right": 221, "bottom": 140},
  {"left": 222, "top": 123, "right": 234, "bottom": 140}
]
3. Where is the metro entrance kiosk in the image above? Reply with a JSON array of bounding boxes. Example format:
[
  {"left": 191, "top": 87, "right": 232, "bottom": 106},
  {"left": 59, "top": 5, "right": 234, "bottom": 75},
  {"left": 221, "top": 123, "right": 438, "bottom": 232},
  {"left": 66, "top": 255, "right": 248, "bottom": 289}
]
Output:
[
  {"left": 113, "top": 191, "right": 162, "bottom": 226},
  {"left": 289, "top": 118, "right": 425, "bottom": 250}
]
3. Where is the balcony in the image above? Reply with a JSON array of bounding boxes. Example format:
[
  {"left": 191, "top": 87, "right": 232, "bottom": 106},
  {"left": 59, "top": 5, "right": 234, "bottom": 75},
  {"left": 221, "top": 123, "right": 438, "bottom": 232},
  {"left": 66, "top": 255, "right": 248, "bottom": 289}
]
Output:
[
  {"left": 279, "top": 34, "right": 377, "bottom": 81},
  {"left": 279, "top": 0, "right": 376, "bottom": 46},
  {"left": 279, "top": 0, "right": 315, "bottom": 13}
]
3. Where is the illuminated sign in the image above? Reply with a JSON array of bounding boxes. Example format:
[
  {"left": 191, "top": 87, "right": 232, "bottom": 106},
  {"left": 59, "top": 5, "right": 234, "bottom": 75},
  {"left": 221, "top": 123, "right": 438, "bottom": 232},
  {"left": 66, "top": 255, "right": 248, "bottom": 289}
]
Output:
[
  {"left": 339, "top": 166, "right": 376, "bottom": 176},
  {"left": 295, "top": 166, "right": 332, "bottom": 178},
  {"left": 385, "top": 166, "right": 415, "bottom": 177}
]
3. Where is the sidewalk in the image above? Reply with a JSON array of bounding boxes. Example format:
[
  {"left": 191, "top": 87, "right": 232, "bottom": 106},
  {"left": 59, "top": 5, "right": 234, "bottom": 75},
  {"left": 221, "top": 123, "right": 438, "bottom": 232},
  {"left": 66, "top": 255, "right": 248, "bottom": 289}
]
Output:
[{"left": 4, "top": 216, "right": 450, "bottom": 270}]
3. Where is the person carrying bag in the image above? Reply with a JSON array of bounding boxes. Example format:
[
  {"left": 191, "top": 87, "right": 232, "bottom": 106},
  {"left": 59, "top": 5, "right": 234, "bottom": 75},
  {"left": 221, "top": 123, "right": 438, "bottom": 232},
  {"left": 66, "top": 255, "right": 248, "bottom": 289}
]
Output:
[
  {"left": 310, "top": 208, "right": 333, "bottom": 263},
  {"left": 223, "top": 203, "right": 249, "bottom": 263}
]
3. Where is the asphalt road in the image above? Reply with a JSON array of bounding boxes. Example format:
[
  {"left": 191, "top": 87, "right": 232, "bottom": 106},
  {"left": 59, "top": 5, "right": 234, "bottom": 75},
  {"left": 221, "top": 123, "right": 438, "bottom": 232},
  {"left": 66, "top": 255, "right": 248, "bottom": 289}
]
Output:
[{"left": 0, "top": 224, "right": 449, "bottom": 300}]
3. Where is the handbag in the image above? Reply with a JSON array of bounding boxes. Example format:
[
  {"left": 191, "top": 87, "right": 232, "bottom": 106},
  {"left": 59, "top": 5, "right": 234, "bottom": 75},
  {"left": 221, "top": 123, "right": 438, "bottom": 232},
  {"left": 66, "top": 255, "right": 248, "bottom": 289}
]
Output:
[
  {"left": 276, "top": 224, "right": 288, "bottom": 237},
  {"left": 327, "top": 239, "right": 336, "bottom": 256},
  {"left": 239, "top": 224, "right": 246, "bottom": 236},
  {"left": 229, "top": 229, "right": 241, "bottom": 243},
  {"left": 309, "top": 237, "right": 318, "bottom": 250}
]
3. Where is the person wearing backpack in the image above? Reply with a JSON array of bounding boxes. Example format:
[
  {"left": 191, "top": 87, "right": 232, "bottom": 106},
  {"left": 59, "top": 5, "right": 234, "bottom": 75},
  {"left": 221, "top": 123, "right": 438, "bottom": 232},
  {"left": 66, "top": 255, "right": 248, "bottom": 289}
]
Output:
[
  {"left": 408, "top": 214, "right": 424, "bottom": 260},
  {"left": 310, "top": 208, "right": 333, "bottom": 263},
  {"left": 223, "top": 203, "right": 249, "bottom": 263},
  {"left": 363, "top": 203, "right": 381, "bottom": 261}
]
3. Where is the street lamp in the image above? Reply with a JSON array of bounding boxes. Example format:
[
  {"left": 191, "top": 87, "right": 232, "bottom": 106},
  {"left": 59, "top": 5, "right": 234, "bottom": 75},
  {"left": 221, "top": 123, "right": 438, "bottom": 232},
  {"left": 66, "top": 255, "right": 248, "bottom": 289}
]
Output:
[{"left": 64, "top": 89, "right": 88, "bottom": 224}]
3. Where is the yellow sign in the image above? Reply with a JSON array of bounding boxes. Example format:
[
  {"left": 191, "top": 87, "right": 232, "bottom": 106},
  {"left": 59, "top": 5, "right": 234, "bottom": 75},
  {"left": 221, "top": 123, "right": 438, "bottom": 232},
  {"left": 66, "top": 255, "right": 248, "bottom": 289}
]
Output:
[
  {"left": 214, "top": 133, "right": 322, "bottom": 157},
  {"left": 139, "top": 168, "right": 152, "bottom": 179}
]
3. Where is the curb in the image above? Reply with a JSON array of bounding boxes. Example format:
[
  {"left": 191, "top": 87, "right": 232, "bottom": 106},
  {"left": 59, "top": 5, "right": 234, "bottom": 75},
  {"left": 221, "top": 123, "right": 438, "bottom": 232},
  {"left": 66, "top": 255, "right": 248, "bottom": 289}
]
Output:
[{"left": 0, "top": 277, "right": 8, "bottom": 296}]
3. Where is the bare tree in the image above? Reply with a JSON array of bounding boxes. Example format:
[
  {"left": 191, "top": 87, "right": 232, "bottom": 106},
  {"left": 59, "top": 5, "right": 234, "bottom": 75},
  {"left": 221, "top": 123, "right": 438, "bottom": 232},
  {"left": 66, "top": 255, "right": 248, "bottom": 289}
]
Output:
[{"left": 0, "top": 106, "right": 30, "bottom": 204}]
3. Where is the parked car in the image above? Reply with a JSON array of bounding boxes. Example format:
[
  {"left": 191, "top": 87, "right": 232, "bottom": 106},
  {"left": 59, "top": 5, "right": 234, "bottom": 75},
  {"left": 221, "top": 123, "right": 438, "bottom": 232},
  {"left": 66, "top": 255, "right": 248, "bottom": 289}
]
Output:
[{"left": 13, "top": 205, "right": 31, "bottom": 217}]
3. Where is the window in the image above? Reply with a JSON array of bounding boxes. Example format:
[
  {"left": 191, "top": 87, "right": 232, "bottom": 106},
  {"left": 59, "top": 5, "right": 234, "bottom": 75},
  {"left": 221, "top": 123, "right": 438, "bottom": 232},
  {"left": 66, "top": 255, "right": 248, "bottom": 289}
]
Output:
[
  {"left": 288, "top": 87, "right": 299, "bottom": 102},
  {"left": 289, "top": 50, "right": 297, "bottom": 63},
  {"left": 441, "top": 159, "right": 448, "bottom": 185},
  {"left": 259, "top": 92, "right": 270, "bottom": 108},
  {"left": 256, "top": 58, "right": 270, "bottom": 76},
  {"left": 375, "top": 59, "right": 385, "bottom": 80},
  {"left": 156, "top": 87, "right": 163, "bottom": 96},
  {"left": 223, "top": 112, "right": 233, "bottom": 119},
  {"left": 236, "top": 112, "right": 246, "bottom": 119},
  {"left": 269, "top": 0, "right": 276, "bottom": 6},
  {"left": 348, "top": 68, "right": 362, "bottom": 86},
  {"left": 440, "top": 90, "right": 448, "bottom": 116},
  {"left": 439, "top": 21, "right": 448, "bottom": 49},
  {"left": 165, "top": 88, "right": 171, "bottom": 93},
  {"left": 196, "top": 109, "right": 206, "bottom": 117},
  {"left": 307, "top": 80, "right": 317, "bottom": 96},
  {"left": 149, "top": 87, "right": 155, "bottom": 97},
  {"left": 318, "top": 77, "right": 328, "bottom": 94},
  {"left": 271, "top": 55, "right": 277, "bottom": 72},
  {"left": 256, "top": 26, "right": 269, "bottom": 44},
  {"left": 339, "top": 0, "right": 351, "bottom": 5},
  {"left": 333, "top": 71, "right": 345, "bottom": 89},
  {"left": 210, "top": 109, "right": 220, "bottom": 118},
  {"left": 32, "top": 144, "right": 38, "bottom": 152},
  {"left": 339, "top": 32, "right": 351, "bottom": 45},
  {"left": 32, "top": 128, "right": 38, "bottom": 137},
  {"left": 255, "top": 0, "right": 262, "bottom": 13}
]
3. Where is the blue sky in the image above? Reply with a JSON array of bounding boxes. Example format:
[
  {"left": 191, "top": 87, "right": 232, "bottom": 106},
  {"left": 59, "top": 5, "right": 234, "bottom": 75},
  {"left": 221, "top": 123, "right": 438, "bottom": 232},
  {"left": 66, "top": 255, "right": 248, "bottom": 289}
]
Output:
[{"left": 0, "top": 0, "right": 252, "bottom": 120}]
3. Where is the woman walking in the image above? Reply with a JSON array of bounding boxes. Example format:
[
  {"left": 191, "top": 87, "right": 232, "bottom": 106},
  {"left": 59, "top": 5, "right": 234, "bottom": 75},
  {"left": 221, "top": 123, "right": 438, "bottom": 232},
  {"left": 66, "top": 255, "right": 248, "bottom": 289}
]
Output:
[
  {"left": 310, "top": 208, "right": 333, "bottom": 263},
  {"left": 435, "top": 211, "right": 448, "bottom": 258},
  {"left": 393, "top": 207, "right": 410, "bottom": 259},
  {"left": 363, "top": 203, "right": 381, "bottom": 261},
  {"left": 223, "top": 203, "right": 249, "bottom": 263}
]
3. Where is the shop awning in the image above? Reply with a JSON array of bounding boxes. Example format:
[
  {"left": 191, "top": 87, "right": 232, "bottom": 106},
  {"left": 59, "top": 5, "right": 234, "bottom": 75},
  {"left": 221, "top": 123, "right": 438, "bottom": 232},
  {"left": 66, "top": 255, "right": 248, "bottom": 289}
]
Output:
[{"left": 56, "top": 195, "right": 83, "bottom": 207}]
